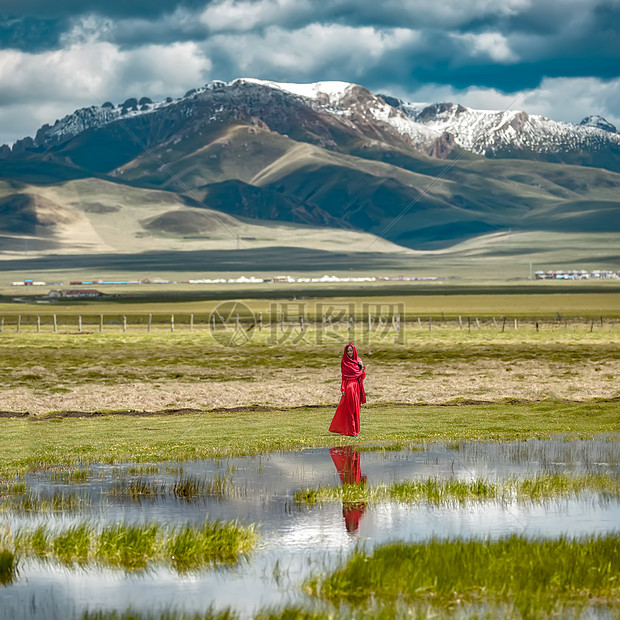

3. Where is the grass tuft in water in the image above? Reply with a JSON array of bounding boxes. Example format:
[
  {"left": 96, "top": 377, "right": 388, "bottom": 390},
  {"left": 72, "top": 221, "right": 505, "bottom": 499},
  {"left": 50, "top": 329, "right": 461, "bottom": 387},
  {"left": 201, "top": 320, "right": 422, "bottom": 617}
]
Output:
[
  {"left": 82, "top": 607, "right": 238, "bottom": 619},
  {"left": 0, "top": 549, "right": 17, "bottom": 585},
  {"left": 97, "top": 524, "right": 161, "bottom": 570},
  {"left": 50, "top": 468, "right": 90, "bottom": 483},
  {"left": 294, "top": 472, "right": 620, "bottom": 506},
  {"left": 52, "top": 524, "right": 93, "bottom": 564},
  {"left": 108, "top": 478, "right": 167, "bottom": 501},
  {"left": 107, "top": 475, "right": 237, "bottom": 503},
  {"left": 13, "top": 519, "right": 256, "bottom": 572},
  {"left": 307, "top": 535, "right": 620, "bottom": 617},
  {"left": 128, "top": 466, "right": 160, "bottom": 475},
  {"left": 1, "top": 489, "right": 90, "bottom": 513},
  {"left": 167, "top": 520, "right": 256, "bottom": 571},
  {"left": 0, "top": 482, "right": 26, "bottom": 495}
]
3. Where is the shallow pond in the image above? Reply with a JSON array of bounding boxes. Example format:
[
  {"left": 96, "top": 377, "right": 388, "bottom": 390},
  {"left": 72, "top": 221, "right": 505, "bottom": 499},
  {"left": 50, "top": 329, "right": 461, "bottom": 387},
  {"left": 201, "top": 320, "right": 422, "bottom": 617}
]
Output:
[{"left": 1, "top": 437, "right": 619, "bottom": 619}]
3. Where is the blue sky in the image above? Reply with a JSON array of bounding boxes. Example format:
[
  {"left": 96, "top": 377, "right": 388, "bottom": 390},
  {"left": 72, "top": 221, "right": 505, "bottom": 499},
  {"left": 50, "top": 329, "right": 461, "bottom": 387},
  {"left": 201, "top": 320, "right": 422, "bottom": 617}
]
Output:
[{"left": 1, "top": 0, "right": 619, "bottom": 145}]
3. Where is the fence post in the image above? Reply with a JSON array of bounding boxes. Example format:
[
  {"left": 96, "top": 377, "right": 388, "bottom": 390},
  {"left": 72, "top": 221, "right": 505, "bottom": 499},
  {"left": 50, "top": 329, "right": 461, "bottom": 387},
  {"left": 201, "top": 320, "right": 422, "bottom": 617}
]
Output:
[
  {"left": 281, "top": 313, "right": 284, "bottom": 332},
  {"left": 17, "top": 315, "right": 21, "bottom": 333},
  {"left": 348, "top": 314, "right": 352, "bottom": 332},
  {"left": 459, "top": 315, "right": 462, "bottom": 329},
  {"left": 429, "top": 316, "right": 432, "bottom": 331},
  {"left": 397, "top": 313, "right": 401, "bottom": 332},
  {"left": 100, "top": 314, "right": 103, "bottom": 332},
  {"left": 53, "top": 314, "right": 57, "bottom": 333},
  {"left": 476, "top": 318, "right": 480, "bottom": 329},
  {"left": 171, "top": 314, "right": 175, "bottom": 332},
  {"left": 211, "top": 314, "right": 215, "bottom": 331},
  {"left": 501, "top": 316, "right": 506, "bottom": 332},
  {"left": 259, "top": 312, "right": 263, "bottom": 331},
  {"left": 493, "top": 317, "right": 498, "bottom": 329},
  {"left": 190, "top": 314, "right": 194, "bottom": 333},
  {"left": 300, "top": 316, "right": 304, "bottom": 332},
  {"left": 368, "top": 311, "right": 371, "bottom": 332},
  {"left": 37, "top": 316, "right": 41, "bottom": 333},
  {"left": 148, "top": 313, "right": 152, "bottom": 333},
  {"left": 123, "top": 316, "right": 127, "bottom": 332},
  {"left": 514, "top": 318, "right": 518, "bottom": 330},
  {"left": 322, "top": 313, "right": 326, "bottom": 332},
  {"left": 468, "top": 317, "right": 471, "bottom": 332},
  {"left": 78, "top": 316, "right": 82, "bottom": 333},
  {"left": 418, "top": 317, "right": 422, "bottom": 328}
]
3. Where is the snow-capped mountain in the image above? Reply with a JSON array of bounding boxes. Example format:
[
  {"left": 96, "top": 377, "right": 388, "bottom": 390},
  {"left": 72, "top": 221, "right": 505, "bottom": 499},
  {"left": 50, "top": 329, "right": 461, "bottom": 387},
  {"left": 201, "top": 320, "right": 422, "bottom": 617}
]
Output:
[
  {"left": 5, "top": 78, "right": 619, "bottom": 168},
  {"left": 383, "top": 99, "right": 620, "bottom": 157},
  {"left": 579, "top": 115, "right": 617, "bottom": 133},
  {"left": 8, "top": 78, "right": 444, "bottom": 157}
]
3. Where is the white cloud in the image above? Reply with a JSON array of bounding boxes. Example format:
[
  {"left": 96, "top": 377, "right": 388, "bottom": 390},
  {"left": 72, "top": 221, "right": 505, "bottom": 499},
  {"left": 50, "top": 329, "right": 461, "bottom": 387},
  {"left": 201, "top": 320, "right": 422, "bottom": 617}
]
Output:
[
  {"left": 0, "top": 40, "right": 212, "bottom": 144},
  {"left": 200, "top": 0, "right": 309, "bottom": 32},
  {"left": 455, "top": 32, "right": 518, "bottom": 63},
  {"left": 207, "top": 23, "right": 418, "bottom": 77},
  {"left": 198, "top": 0, "right": 533, "bottom": 32}
]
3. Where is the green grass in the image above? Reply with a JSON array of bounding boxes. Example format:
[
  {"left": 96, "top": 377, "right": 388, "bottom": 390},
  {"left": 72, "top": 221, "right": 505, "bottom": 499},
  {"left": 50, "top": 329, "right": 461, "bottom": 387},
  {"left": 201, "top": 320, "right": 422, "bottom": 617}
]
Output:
[
  {"left": 0, "top": 489, "right": 90, "bottom": 513},
  {"left": 82, "top": 608, "right": 238, "bottom": 620},
  {"left": 294, "top": 472, "right": 620, "bottom": 506},
  {"left": 97, "top": 524, "right": 160, "bottom": 570},
  {"left": 50, "top": 468, "right": 90, "bottom": 483},
  {"left": 106, "top": 475, "right": 237, "bottom": 503},
  {"left": 0, "top": 402, "right": 618, "bottom": 478},
  {"left": 13, "top": 519, "right": 256, "bottom": 572},
  {"left": 0, "top": 549, "right": 16, "bottom": 585},
  {"left": 108, "top": 478, "right": 168, "bottom": 501},
  {"left": 306, "top": 535, "right": 620, "bottom": 618}
]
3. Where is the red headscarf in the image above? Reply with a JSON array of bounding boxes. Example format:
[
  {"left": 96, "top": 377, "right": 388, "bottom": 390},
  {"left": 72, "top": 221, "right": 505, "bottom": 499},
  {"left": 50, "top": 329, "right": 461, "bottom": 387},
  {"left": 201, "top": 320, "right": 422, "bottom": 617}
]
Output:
[
  {"left": 341, "top": 343, "right": 364, "bottom": 380},
  {"left": 341, "top": 343, "right": 366, "bottom": 403}
]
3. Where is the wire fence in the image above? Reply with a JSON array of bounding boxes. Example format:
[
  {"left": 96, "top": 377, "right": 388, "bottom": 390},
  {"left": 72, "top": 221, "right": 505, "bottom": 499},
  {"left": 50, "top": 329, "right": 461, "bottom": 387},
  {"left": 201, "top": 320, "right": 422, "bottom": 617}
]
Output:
[{"left": 0, "top": 311, "right": 616, "bottom": 337}]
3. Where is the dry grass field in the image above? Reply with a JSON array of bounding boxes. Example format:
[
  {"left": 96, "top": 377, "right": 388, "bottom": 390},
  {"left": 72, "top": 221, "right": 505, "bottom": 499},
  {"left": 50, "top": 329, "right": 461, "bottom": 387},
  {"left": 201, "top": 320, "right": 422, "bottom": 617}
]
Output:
[{"left": 0, "top": 326, "right": 617, "bottom": 416}]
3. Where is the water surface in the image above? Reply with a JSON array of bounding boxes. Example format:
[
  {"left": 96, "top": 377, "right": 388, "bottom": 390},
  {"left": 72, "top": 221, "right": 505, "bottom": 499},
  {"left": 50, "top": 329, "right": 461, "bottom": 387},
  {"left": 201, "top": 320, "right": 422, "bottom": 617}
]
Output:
[{"left": 1, "top": 437, "right": 618, "bottom": 619}]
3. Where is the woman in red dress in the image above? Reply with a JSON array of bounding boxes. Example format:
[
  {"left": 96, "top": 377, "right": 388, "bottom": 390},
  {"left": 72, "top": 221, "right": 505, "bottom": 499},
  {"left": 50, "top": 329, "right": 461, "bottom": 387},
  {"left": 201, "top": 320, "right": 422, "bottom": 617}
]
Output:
[{"left": 329, "top": 343, "right": 366, "bottom": 436}]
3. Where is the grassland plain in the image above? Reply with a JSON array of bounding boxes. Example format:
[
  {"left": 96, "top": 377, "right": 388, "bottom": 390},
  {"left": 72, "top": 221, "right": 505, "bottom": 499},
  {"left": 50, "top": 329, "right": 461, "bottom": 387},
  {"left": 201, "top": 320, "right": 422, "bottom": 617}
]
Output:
[
  {"left": 0, "top": 288, "right": 617, "bottom": 476},
  {"left": 0, "top": 319, "right": 618, "bottom": 414},
  {"left": 0, "top": 401, "right": 618, "bottom": 478}
]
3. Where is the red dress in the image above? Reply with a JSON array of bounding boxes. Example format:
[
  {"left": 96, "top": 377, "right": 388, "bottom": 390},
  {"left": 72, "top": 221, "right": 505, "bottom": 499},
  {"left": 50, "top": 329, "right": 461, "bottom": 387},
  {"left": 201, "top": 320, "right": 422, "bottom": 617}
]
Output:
[{"left": 329, "top": 343, "right": 366, "bottom": 437}]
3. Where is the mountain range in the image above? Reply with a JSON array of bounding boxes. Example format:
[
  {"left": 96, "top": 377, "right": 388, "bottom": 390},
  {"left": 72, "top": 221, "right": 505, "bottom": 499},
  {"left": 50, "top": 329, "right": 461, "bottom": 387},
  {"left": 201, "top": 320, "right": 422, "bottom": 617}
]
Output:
[{"left": 0, "top": 78, "right": 619, "bottom": 275}]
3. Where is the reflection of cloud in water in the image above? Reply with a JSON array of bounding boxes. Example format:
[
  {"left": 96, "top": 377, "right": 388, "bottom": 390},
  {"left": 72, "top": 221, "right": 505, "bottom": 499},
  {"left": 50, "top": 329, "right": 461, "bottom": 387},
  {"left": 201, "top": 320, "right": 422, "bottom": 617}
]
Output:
[
  {"left": 262, "top": 505, "right": 354, "bottom": 551},
  {"left": 360, "top": 500, "right": 620, "bottom": 543}
]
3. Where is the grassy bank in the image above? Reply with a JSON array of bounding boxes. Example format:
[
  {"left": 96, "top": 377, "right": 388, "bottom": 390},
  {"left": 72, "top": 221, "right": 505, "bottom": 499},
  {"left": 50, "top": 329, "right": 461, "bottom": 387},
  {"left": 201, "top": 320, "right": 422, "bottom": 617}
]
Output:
[{"left": 0, "top": 401, "right": 618, "bottom": 477}]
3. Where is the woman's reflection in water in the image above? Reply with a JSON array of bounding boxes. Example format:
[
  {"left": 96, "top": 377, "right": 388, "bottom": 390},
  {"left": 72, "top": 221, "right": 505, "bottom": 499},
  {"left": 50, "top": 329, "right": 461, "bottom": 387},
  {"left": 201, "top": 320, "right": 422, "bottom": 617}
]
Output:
[{"left": 329, "top": 446, "right": 367, "bottom": 535}]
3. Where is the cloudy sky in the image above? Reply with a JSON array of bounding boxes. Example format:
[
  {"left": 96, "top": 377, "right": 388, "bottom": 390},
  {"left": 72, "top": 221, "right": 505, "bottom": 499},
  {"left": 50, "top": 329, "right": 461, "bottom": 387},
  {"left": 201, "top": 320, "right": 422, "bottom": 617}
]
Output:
[{"left": 1, "top": 0, "right": 619, "bottom": 145}]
